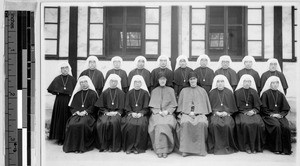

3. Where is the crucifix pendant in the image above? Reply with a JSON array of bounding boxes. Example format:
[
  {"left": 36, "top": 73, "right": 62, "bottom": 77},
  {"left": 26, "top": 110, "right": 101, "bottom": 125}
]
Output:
[
  {"left": 203, "top": 79, "right": 205, "bottom": 82},
  {"left": 135, "top": 104, "right": 138, "bottom": 107},
  {"left": 184, "top": 80, "right": 186, "bottom": 82},
  {"left": 275, "top": 104, "right": 277, "bottom": 107},
  {"left": 221, "top": 103, "right": 223, "bottom": 106},
  {"left": 81, "top": 104, "right": 84, "bottom": 108},
  {"left": 246, "top": 103, "right": 248, "bottom": 106},
  {"left": 64, "top": 87, "right": 66, "bottom": 90},
  {"left": 112, "top": 102, "right": 114, "bottom": 105}
]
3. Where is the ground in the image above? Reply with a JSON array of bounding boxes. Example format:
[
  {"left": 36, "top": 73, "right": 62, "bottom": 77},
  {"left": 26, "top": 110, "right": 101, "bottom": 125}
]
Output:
[{"left": 44, "top": 139, "right": 297, "bottom": 166}]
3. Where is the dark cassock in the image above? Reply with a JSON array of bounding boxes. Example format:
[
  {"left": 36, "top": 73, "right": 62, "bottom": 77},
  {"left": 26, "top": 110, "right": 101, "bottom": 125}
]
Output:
[
  {"left": 79, "top": 55, "right": 105, "bottom": 96},
  {"left": 148, "top": 72, "right": 178, "bottom": 158},
  {"left": 106, "top": 56, "right": 129, "bottom": 93},
  {"left": 94, "top": 74, "right": 125, "bottom": 152},
  {"left": 150, "top": 55, "right": 174, "bottom": 91},
  {"left": 47, "top": 62, "right": 77, "bottom": 144},
  {"left": 207, "top": 75, "right": 239, "bottom": 154},
  {"left": 215, "top": 55, "right": 238, "bottom": 90},
  {"left": 128, "top": 56, "right": 151, "bottom": 89},
  {"left": 194, "top": 55, "right": 215, "bottom": 94},
  {"left": 234, "top": 74, "right": 265, "bottom": 153},
  {"left": 260, "top": 76, "right": 292, "bottom": 155},
  {"left": 261, "top": 58, "right": 288, "bottom": 94},
  {"left": 122, "top": 75, "right": 150, "bottom": 154},
  {"left": 173, "top": 55, "right": 194, "bottom": 97},
  {"left": 63, "top": 76, "right": 98, "bottom": 153},
  {"left": 176, "top": 72, "right": 212, "bottom": 156}
]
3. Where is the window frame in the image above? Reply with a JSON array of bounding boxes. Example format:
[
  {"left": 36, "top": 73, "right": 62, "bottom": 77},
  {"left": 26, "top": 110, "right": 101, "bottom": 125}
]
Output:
[
  {"left": 103, "top": 6, "right": 146, "bottom": 60},
  {"left": 205, "top": 6, "right": 247, "bottom": 61},
  {"left": 44, "top": 6, "right": 60, "bottom": 59}
]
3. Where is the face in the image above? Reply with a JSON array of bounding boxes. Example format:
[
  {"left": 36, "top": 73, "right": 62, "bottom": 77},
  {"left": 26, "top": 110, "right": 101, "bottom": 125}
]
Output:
[
  {"left": 244, "top": 61, "right": 253, "bottom": 69},
  {"left": 269, "top": 62, "right": 277, "bottom": 71},
  {"left": 189, "top": 77, "right": 197, "bottom": 87},
  {"left": 200, "top": 58, "right": 208, "bottom": 67},
  {"left": 243, "top": 79, "right": 251, "bottom": 89},
  {"left": 80, "top": 80, "right": 89, "bottom": 90},
  {"left": 216, "top": 79, "right": 225, "bottom": 90},
  {"left": 109, "top": 79, "right": 118, "bottom": 89},
  {"left": 89, "top": 60, "right": 96, "bottom": 70},
  {"left": 159, "top": 59, "right": 167, "bottom": 68},
  {"left": 61, "top": 66, "right": 69, "bottom": 75},
  {"left": 158, "top": 77, "right": 167, "bottom": 86},
  {"left": 179, "top": 59, "right": 187, "bottom": 68},
  {"left": 113, "top": 60, "right": 121, "bottom": 69},
  {"left": 270, "top": 81, "right": 279, "bottom": 90},
  {"left": 137, "top": 59, "right": 145, "bottom": 69},
  {"left": 221, "top": 61, "right": 230, "bottom": 69},
  {"left": 134, "top": 80, "right": 142, "bottom": 90}
]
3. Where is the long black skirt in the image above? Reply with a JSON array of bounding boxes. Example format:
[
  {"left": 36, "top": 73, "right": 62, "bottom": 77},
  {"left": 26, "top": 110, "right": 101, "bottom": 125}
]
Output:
[
  {"left": 49, "top": 94, "right": 71, "bottom": 142},
  {"left": 95, "top": 115, "right": 122, "bottom": 152},
  {"left": 235, "top": 113, "right": 265, "bottom": 152},
  {"left": 63, "top": 115, "right": 95, "bottom": 153},
  {"left": 121, "top": 116, "right": 149, "bottom": 153},
  {"left": 262, "top": 116, "right": 292, "bottom": 154},
  {"left": 207, "top": 115, "right": 238, "bottom": 154}
]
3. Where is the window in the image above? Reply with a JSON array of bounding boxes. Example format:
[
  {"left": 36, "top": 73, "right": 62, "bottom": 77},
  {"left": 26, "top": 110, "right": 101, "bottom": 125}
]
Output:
[
  {"left": 206, "top": 6, "right": 246, "bottom": 57},
  {"left": 44, "top": 7, "right": 60, "bottom": 59},
  {"left": 104, "top": 7, "right": 145, "bottom": 57}
]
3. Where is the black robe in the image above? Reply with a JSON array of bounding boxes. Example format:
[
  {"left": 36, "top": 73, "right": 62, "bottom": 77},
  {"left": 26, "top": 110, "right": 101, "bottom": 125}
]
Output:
[
  {"left": 121, "top": 89, "right": 150, "bottom": 153},
  {"left": 215, "top": 68, "right": 238, "bottom": 91},
  {"left": 261, "top": 71, "right": 288, "bottom": 94},
  {"left": 173, "top": 67, "right": 193, "bottom": 96},
  {"left": 234, "top": 88, "right": 265, "bottom": 152},
  {"left": 208, "top": 88, "right": 238, "bottom": 154},
  {"left": 94, "top": 88, "right": 125, "bottom": 152},
  {"left": 261, "top": 89, "right": 291, "bottom": 154},
  {"left": 194, "top": 67, "right": 215, "bottom": 94},
  {"left": 237, "top": 68, "right": 261, "bottom": 92},
  {"left": 150, "top": 67, "right": 174, "bottom": 91},
  {"left": 106, "top": 69, "right": 128, "bottom": 93},
  {"left": 63, "top": 89, "right": 98, "bottom": 153},
  {"left": 128, "top": 68, "right": 151, "bottom": 90},
  {"left": 80, "top": 69, "right": 104, "bottom": 95},
  {"left": 47, "top": 74, "right": 76, "bottom": 143}
]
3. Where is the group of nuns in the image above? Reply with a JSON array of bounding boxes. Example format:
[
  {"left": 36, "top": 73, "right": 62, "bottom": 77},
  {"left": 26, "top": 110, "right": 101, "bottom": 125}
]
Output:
[{"left": 47, "top": 54, "right": 292, "bottom": 158}]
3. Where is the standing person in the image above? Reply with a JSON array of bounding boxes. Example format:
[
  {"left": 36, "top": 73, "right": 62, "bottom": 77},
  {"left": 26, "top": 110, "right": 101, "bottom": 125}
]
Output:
[
  {"left": 234, "top": 74, "right": 265, "bottom": 154},
  {"left": 47, "top": 62, "right": 77, "bottom": 145},
  {"left": 261, "top": 58, "right": 288, "bottom": 94},
  {"left": 207, "top": 75, "right": 238, "bottom": 154},
  {"left": 105, "top": 56, "right": 129, "bottom": 92},
  {"left": 148, "top": 72, "right": 177, "bottom": 158},
  {"left": 63, "top": 76, "right": 98, "bottom": 153},
  {"left": 237, "top": 55, "right": 261, "bottom": 92},
  {"left": 79, "top": 56, "right": 105, "bottom": 96},
  {"left": 173, "top": 55, "right": 193, "bottom": 97},
  {"left": 176, "top": 72, "right": 212, "bottom": 157},
  {"left": 122, "top": 75, "right": 150, "bottom": 154},
  {"left": 150, "top": 55, "right": 174, "bottom": 91},
  {"left": 260, "top": 76, "right": 292, "bottom": 155},
  {"left": 128, "top": 56, "right": 151, "bottom": 90},
  {"left": 215, "top": 55, "right": 238, "bottom": 90},
  {"left": 94, "top": 74, "right": 125, "bottom": 152},
  {"left": 194, "top": 54, "right": 215, "bottom": 94}
]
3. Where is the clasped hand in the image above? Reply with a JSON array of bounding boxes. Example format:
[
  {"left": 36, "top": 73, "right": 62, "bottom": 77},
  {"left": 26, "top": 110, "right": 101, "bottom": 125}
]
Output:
[
  {"left": 73, "top": 110, "right": 88, "bottom": 116},
  {"left": 159, "top": 110, "right": 169, "bottom": 116},
  {"left": 131, "top": 113, "right": 143, "bottom": 118},
  {"left": 106, "top": 111, "right": 120, "bottom": 116},
  {"left": 271, "top": 113, "right": 283, "bottom": 119},
  {"left": 245, "top": 110, "right": 256, "bottom": 116},
  {"left": 215, "top": 111, "right": 229, "bottom": 117}
]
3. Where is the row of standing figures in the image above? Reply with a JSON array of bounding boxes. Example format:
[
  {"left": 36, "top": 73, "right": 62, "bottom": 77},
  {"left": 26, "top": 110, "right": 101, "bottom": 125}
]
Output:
[{"left": 47, "top": 54, "right": 292, "bottom": 158}]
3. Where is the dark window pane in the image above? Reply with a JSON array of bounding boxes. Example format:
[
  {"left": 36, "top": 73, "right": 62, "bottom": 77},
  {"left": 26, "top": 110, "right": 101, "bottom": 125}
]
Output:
[
  {"left": 228, "top": 26, "right": 243, "bottom": 56},
  {"left": 127, "top": 7, "right": 142, "bottom": 24},
  {"left": 107, "top": 7, "right": 123, "bottom": 24},
  {"left": 208, "top": 26, "right": 225, "bottom": 55},
  {"left": 107, "top": 25, "right": 123, "bottom": 55},
  {"left": 228, "top": 7, "right": 243, "bottom": 24},
  {"left": 209, "top": 7, "right": 224, "bottom": 25}
]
